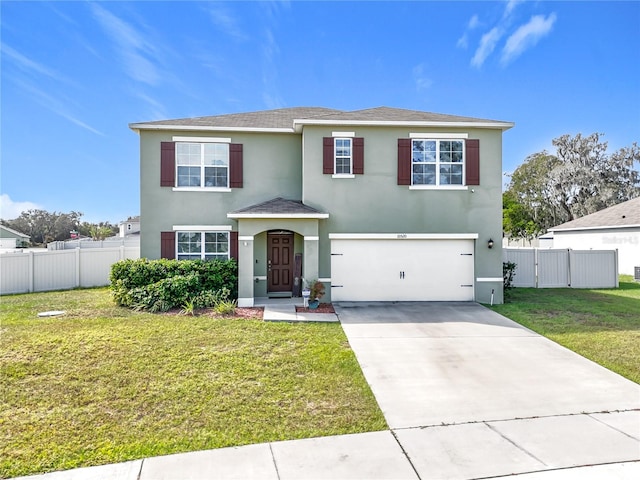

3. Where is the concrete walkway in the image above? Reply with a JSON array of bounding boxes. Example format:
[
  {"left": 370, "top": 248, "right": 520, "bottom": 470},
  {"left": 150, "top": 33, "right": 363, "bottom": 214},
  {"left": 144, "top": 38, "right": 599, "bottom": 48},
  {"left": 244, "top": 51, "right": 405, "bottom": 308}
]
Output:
[
  {"left": 16, "top": 302, "right": 640, "bottom": 479},
  {"left": 252, "top": 296, "right": 340, "bottom": 323}
]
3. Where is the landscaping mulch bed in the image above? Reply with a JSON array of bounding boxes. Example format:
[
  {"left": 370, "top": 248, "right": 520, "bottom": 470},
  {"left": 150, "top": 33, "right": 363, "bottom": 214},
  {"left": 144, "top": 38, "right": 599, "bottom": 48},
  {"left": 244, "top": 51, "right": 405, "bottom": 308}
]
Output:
[{"left": 296, "top": 303, "right": 336, "bottom": 314}]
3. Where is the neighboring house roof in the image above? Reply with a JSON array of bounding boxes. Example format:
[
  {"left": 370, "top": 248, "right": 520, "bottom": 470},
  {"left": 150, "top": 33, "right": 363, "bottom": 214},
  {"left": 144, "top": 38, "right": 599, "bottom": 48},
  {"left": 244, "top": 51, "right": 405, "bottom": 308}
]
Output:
[
  {"left": 130, "top": 106, "right": 514, "bottom": 133},
  {"left": 120, "top": 216, "right": 140, "bottom": 224},
  {"left": 549, "top": 197, "right": 640, "bottom": 232},
  {"left": 227, "top": 197, "right": 329, "bottom": 219},
  {"left": 0, "top": 224, "right": 30, "bottom": 239}
]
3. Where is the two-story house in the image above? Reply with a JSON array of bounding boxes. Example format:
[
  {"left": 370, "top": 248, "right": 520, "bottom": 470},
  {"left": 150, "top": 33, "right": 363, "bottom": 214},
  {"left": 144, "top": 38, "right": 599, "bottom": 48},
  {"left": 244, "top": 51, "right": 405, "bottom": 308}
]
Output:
[{"left": 130, "top": 107, "right": 513, "bottom": 306}]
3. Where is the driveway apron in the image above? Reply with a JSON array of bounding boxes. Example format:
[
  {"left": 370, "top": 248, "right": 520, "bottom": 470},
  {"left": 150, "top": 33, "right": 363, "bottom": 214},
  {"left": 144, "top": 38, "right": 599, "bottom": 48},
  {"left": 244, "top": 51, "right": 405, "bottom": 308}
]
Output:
[{"left": 337, "top": 302, "right": 640, "bottom": 478}]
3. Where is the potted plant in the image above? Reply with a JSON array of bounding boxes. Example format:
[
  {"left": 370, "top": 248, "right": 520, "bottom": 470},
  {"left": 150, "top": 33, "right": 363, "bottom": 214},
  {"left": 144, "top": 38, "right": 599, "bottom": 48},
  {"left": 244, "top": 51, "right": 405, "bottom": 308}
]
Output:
[{"left": 307, "top": 279, "right": 325, "bottom": 309}]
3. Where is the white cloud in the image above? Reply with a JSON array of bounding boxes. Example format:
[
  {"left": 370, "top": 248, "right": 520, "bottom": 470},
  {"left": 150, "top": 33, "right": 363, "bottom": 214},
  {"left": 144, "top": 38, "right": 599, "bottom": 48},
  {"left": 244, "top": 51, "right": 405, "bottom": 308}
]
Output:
[
  {"left": 502, "top": 13, "right": 557, "bottom": 65},
  {"left": 207, "top": 4, "right": 249, "bottom": 41},
  {"left": 468, "top": 14, "right": 480, "bottom": 29},
  {"left": 1, "top": 43, "right": 71, "bottom": 84},
  {"left": 471, "top": 27, "right": 503, "bottom": 68},
  {"left": 91, "top": 3, "right": 162, "bottom": 85},
  {"left": 15, "top": 81, "right": 104, "bottom": 136},
  {"left": 503, "top": 0, "right": 524, "bottom": 19},
  {"left": 413, "top": 64, "right": 433, "bottom": 91},
  {"left": 0, "top": 194, "right": 42, "bottom": 220},
  {"left": 457, "top": 14, "right": 481, "bottom": 49}
]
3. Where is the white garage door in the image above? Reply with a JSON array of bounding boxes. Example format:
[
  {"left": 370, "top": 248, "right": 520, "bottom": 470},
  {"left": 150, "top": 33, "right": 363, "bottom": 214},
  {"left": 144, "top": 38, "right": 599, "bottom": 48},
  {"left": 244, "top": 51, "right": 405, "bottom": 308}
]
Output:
[{"left": 330, "top": 237, "right": 475, "bottom": 301}]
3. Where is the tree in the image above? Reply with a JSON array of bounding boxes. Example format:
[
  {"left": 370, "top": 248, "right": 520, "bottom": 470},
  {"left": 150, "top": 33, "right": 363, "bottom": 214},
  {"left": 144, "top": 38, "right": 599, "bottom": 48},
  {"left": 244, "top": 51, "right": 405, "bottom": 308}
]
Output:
[
  {"left": 1, "top": 210, "right": 118, "bottom": 246},
  {"left": 504, "top": 133, "right": 640, "bottom": 239},
  {"left": 1, "top": 210, "right": 83, "bottom": 245}
]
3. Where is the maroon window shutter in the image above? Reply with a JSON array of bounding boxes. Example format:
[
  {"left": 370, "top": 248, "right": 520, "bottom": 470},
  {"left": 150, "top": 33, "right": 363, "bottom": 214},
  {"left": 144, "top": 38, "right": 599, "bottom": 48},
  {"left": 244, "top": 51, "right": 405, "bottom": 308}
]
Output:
[
  {"left": 397, "top": 138, "right": 411, "bottom": 185},
  {"left": 161, "top": 142, "right": 175, "bottom": 187},
  {"left": 466, "top": 139, "right": 480, "bottom": 185},
  {"left": 323, "top": 137, "right": 334, "bottom": 174},
  {"left": 229, "top": 231, "right": 238, "bottom": 261},
  {"left": 161, "top": 232, "right": 175, "bottom": 259},
  {"left": 353, "top": 137, "right": 364, "bottom": 174},
  {"left": 229, "top": 143, "right": 243, "bottom": 188}
]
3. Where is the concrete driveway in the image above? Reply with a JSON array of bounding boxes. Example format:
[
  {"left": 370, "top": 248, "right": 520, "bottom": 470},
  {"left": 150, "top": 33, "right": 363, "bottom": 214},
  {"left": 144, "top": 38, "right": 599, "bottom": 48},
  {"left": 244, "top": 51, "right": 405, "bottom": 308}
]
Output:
[{"left": 337, "top": 301, "right": 640, "bottom": 478}]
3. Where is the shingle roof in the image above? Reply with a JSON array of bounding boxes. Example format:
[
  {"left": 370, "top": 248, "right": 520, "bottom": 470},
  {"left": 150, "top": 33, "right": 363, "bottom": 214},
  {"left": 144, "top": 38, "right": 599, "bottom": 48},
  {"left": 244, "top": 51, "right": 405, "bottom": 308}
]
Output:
[
  {"left": 550, "top": 197, "right": 640, "bottom": 231},
  {"left": 131, "top": 107, "right": 342, "bottom": 130},
  {"left": 304, "top": 106, "right": 505, "bottom": 124},
  {"left": 228, "top": 198, "right": 328, "bottom": 217},
  {"left": 130, "top": 106, "right": 512, "bottom": 131}
]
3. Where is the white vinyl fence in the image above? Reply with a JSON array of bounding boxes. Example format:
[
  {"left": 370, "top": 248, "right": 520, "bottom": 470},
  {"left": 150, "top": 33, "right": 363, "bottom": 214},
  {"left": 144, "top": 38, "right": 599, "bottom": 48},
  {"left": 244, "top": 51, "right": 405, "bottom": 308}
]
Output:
[
  {"left": 0, "top": 246, "right": 140, "bottom": 295},
  {"left": 503, "top": 248, "right": 619, "bottom": 289}
]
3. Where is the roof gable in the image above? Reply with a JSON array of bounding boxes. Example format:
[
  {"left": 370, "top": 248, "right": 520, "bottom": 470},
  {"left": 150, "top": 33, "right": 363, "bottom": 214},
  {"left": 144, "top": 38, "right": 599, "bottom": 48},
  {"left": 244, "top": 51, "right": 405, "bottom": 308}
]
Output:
[
  {"left": 0, "top": 224, "right": 30, "bottom": 239},
  {"left": 227, "top": 197, "right": 328, "bottom": 219},
  {"left": 550, "top": 197, "right": 640, "bottom": 231}
]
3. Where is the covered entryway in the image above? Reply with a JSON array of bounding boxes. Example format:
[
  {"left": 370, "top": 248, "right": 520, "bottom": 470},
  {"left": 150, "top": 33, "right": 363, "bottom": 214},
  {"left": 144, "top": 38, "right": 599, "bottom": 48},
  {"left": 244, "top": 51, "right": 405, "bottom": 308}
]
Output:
[
  {"left": 227, "top": 197, "right": 329, "bottom": 307},
  {"left": 267, "top": 231, "right": 294, "bottom": 294},
  {"left": 330, "top": 234, "right": 476, "bottom": 302}
]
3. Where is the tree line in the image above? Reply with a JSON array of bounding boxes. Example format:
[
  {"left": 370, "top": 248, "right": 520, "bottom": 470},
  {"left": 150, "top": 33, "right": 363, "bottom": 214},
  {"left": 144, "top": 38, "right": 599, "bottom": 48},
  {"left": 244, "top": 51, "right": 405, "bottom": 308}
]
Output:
[
  {"left": 1, "top": 210, "right": 120, "bottom": 246},
  {"left": 504, "top": 133, "right": 639, "bottom": 241}
]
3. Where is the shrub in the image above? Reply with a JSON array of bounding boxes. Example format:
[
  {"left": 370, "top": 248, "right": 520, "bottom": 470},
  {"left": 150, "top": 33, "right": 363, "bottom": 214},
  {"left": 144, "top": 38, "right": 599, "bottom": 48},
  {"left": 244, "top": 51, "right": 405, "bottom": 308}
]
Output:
[
  {"left": 110, "top": 258, "right": 238, "bottom": 311},
  {"left": 503, "top": 261, "right": 517, "bottom": 298}
]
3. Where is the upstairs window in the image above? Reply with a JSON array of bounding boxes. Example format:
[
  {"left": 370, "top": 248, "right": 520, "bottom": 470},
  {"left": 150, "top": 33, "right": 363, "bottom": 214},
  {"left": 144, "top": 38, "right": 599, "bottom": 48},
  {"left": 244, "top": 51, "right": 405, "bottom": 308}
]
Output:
[
  {"left": 334, "top": 138, "right": 352, "bottom": 174},
  {"left": 176, "top": 231, "right": 229, "bottom": 261},
  {"left": 176, "top": 142, "right": 229, "bottom": 188},
  {"left": 412, "top": 139, "right": 464, "bottom": 186}
]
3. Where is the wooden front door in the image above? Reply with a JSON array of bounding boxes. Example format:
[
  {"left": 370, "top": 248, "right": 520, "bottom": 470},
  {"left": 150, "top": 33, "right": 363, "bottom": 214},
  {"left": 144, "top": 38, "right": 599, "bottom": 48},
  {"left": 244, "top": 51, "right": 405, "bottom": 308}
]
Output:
[{"left": 267, "top": 232, "right": 294, "bottom": 293}]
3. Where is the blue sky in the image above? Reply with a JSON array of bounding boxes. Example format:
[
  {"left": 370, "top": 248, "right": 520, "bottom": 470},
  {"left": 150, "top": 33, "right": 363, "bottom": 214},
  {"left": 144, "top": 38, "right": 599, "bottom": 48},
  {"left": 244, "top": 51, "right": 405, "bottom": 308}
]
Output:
[{"left": 1, "top": 0, "right": 639, "bottom": 223}]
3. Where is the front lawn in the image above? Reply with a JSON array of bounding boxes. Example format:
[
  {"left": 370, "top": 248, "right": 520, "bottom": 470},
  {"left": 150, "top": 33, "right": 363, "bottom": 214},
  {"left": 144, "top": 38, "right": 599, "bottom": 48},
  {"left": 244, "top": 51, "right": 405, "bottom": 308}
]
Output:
[
  {"left": 0, "top": 288, "right": 386, "bottom": 478},
  {"left": 491, "top": 275, "right": 640, "bottom": 384}
]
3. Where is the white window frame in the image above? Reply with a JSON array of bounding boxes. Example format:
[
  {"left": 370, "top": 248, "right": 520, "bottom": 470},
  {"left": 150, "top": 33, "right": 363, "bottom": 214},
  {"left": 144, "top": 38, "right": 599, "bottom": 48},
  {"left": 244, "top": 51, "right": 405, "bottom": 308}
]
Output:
[
  {"left": 410, "top": 138, "right": 466, "bottom": 189},
  {"left": 175, "top": 142, "right": 230, "bottom": 191},
  {"left": 175, "top": 231, "right": 230, "bottom": 261},
  {"left": 333, "top": 137, "right": 353, "bottom": 176}
]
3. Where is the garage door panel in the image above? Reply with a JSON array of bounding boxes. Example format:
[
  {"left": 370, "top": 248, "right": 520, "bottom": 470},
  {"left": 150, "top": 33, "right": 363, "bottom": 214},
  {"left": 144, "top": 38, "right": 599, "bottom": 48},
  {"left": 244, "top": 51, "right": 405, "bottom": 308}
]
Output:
[{"left": 331, "top": 239, "right": 474, "bottom": 302}]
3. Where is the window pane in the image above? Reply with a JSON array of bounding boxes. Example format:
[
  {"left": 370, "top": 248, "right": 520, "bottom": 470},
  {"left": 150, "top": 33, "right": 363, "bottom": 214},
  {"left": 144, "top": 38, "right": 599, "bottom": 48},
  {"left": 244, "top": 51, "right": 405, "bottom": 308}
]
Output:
[
  {"left": 177, "top": 166, "right": 201, "bottom": 187},
  {"left": 204, "top": 167, "right": 227, "bottom": 187},
  {"left": 177, "top": 232, "right": 201, "bottom": 254},
  {"left": 204, "top": 143, "right": 229, "bottom": 166}
]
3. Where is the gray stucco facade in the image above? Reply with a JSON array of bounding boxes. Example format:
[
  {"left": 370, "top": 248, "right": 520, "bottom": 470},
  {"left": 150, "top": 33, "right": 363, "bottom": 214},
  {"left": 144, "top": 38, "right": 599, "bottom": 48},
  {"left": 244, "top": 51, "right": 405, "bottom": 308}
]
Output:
[{"left": 131, "top": 107, "right": 513, "bottom": 305}]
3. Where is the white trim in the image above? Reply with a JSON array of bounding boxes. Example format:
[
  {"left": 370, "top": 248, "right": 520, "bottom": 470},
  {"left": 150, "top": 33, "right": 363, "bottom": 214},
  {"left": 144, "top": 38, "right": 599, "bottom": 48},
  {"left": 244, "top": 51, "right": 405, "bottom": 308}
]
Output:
[
  {"left": 173, "top": 225, "right": 232, "bottom": 231},
  {"left": 318, "top": 278, "right": 331, "bottom": 282},
  {"left": 476, "top": 277, "right": 503, "bottom": 282},
  {"left": 329, "top": 233, "right": 479, "bottom": 240},
  {"left": 227, "top": 213, "right": 329, "bottom": 219},
  {"left": 409, "top": 185, "right": 468, "bottom": 191},
  {"left": 332, "top": 131, "right": 355, "bottom": 137},
  {"left": 237, "top": 297, "right": 254, "bottom": 307},
  {"left": 129, "top": 124, "right": 293, "bottom": 134},
  {"left": 238, "top": 235, "right": 254, "bottom": 241},
  {"left": 550, "top": 224, "right": 640, "bottom": 233},
  {"left": 332, "top": 174, "right": 355, "bottom": 179},
  {"left": 172, "top": 187, "right": 232, "bottom": 193},
  {"left": 304, "top": 236, "right": 320, "bottom": 241},
  {"left": 294, "top": 119, "right": 514, "bottom": 131},
  {"left": 409, "top": 132, "right": 468, "bottom": 139},
  {"left": 172, "top": 136, "right": 231, "bottom": 143}
]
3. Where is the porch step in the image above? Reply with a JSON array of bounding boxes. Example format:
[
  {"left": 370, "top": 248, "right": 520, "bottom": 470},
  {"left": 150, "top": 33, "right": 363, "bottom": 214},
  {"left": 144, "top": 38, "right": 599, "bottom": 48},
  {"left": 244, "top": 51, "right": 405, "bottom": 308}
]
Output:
[{"left": 267, "top": 292, "right": 293, "bottom": 298}]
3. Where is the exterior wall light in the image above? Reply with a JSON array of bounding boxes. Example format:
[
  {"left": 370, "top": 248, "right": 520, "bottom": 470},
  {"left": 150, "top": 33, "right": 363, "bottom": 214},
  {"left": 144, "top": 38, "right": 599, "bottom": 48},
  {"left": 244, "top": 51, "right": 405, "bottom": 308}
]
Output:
[{"left": 488, "top": 238, "right": 494, "bottom": 249}]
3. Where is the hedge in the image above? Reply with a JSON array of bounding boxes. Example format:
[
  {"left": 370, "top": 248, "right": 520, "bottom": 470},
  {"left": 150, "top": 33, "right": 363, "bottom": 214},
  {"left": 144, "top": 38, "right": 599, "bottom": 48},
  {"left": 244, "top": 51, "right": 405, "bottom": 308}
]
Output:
[{"left": 110, "top": 258, "right": 238, "bottom": 312}]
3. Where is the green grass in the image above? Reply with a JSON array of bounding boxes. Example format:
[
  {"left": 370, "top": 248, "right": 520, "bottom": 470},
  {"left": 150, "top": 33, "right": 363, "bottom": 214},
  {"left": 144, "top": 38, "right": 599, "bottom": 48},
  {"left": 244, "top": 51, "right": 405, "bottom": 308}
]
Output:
[
  {"left": 0, "top": 288, "right": 386, "bottom": 478},
  {"left": 491, "top": 275, "right": 640, "bottom": 384}
]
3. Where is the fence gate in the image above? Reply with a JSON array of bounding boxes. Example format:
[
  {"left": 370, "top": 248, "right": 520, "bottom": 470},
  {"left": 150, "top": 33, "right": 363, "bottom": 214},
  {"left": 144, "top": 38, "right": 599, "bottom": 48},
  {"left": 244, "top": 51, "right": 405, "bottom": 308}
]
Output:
[{"left": 503, "top": 248, "right": 618, "bottom": 289}]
